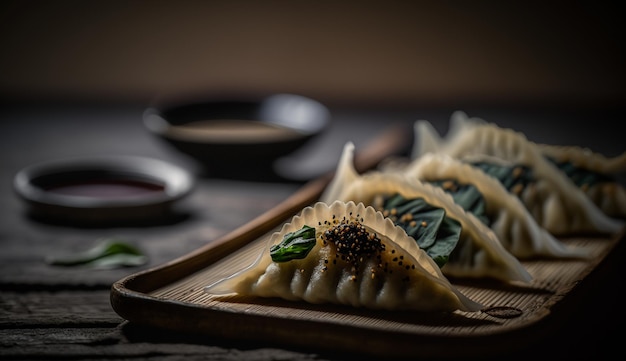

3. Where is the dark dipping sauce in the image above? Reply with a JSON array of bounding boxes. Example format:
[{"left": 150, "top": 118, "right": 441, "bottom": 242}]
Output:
[
  {"left": 43, "top": 179, "right": 166, "bottom": 199},
  {"left": 14, "top": 155, "right": 194, "bottom": 225}
]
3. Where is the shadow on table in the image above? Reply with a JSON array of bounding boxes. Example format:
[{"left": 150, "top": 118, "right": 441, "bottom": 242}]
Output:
[
  {"left": 23, "top": 209, "right": 194, "bottom": 229},
  {"left": 119, "top": 321, "right": 348, "bottom": 361},
  {"left": 191, "top": 158, "right": 313, "bottom": 184}
]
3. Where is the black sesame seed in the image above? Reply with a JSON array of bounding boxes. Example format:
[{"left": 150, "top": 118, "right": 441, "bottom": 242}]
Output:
[{"left": 322, "top": 219, "right": 386, "bottom": 278}]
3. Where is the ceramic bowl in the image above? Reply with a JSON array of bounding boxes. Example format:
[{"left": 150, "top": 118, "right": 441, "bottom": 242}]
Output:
[
  {"left": 13, "top": 155, "right": 194, "bottom": 225},
  {"left": 142, "top": 93, "right": 330, "bottom": 178}
]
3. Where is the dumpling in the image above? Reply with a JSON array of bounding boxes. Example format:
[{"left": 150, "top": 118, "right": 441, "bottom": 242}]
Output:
[
  {"left": 205, "top": 200, "right": 482, "bottom": 313},
  {"left": 536, "top": 143, "right": 626, "bottom": 220},
  {"left": 397, "top": 152, "right": 588, "bottom": 259},
  {"left": 320, "top": 142, "right": 532, "bottom": 283},
  {"left": 412, "top": 111, "right": 624, "bottom": 236}
]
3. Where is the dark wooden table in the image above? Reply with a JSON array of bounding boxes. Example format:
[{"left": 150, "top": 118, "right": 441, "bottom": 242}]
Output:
[{"left": 1, "top": 101, "right": 625, "bottom": 360}]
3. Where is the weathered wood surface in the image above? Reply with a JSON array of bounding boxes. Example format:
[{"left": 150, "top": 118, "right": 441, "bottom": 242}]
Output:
[
  {"left": 0, "top": 103, "right": 389, "bottom": 361},
  {"left": 2, "top": 248, "right": 626, "bottom": 361},
  {"left": 0, "top": 292, "right": 322, "bottom": 360},
  {"left": 0, "top": 291, "right": 324, "bottom": 360},
  {"left": 1, "top": 103, "right": 625, "bottom": 360}
]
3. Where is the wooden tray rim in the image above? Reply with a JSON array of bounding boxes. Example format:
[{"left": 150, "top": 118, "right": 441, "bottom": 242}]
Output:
[{"left": 110, "top": 125, "right": 623, "bottom": 359}]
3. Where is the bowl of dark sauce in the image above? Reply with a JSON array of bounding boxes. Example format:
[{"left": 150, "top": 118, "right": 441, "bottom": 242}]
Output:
[
  {"left": 13, "top": 155, "right": 194, "bottom": 225},
  {"left": 143, "top": 93, "right": 330, "bottom": 180}
]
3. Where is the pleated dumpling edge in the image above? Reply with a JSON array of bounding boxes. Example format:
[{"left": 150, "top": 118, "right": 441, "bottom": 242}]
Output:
[{"left": 205, "top": 200, "right": 483, "bottom": 313}]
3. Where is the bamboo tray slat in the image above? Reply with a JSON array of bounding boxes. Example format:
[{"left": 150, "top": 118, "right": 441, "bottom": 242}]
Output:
[{"left": 110, "top": 125, "right": 624, "bottom": 359}]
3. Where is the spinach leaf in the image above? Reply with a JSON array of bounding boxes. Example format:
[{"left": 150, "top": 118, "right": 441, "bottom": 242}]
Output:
[
  {"left": 382, "top": 194, "right": 461, "bottom": 268},
  {"left": 545, "top": 156, "right": 613, "bottom": 187},
  {"left": 270, "top": 225, "right": 317, "bottom": 262},
  {"left": 470, "top": 161, "right": 534, "bottom": 193},
  {"left": 46, "top": 238, "right": 148, "bottom": 269},
  {"left": 429, "top": 180, "right": 491, "bottom": 226}
]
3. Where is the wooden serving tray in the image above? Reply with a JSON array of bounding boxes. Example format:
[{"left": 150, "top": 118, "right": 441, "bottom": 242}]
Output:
[{"left": 110, "top": 125, "right": 624, "bottom": 359}]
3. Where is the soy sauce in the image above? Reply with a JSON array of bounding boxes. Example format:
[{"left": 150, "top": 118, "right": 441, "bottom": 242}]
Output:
[{"left": 43, "top": 179, "right": 165, "bottom": 199}]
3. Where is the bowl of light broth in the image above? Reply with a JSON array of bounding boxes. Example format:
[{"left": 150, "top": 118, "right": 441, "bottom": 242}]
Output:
[{"left": 142, "top": 93, "right": 330, "bottom": 178}]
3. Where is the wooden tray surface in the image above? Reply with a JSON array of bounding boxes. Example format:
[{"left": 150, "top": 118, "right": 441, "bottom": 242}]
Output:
[{"left": 110, "top": 125, "right": 624, "bottom": 359}]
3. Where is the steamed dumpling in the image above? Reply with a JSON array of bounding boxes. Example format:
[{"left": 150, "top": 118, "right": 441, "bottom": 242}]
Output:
[
  {"left": 412, "top": 111, "right": 624, "bottom": 236},
  {"left": 536, "top": 143, "right": 626, "bottom": 220},
  {"left": 397, "top": 152, "right": 588, "bottom": 259},
  {"left": 320, "top": 142, "right": 532, "bottom": 283},
  {"left": 205, "top": 200, "right": 482, "bottom": 313}
]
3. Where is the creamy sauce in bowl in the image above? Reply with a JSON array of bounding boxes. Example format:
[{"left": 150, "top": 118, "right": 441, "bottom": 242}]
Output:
[{"left": 165, "top": 120, "right": 303, "bottom": 143}]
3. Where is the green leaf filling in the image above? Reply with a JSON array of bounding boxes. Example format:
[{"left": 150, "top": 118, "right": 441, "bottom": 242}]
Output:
[
  {"left": 428, "top": 180, "right": 491, "bottom": 226},
  {"left": 382, "top": 194, "right": 462, "bottom": 268},
  {"left": 470, "top": 161, "right": 534, "bottom": 193},
  {"left": 270, "top": 225, "right": 317, "bottom": 262},
  {"left": 46, "top": 238, "right": 148, "bottom": 269},
  {"left": 545, "top": 156, "right": 613, "bottom": 187}
]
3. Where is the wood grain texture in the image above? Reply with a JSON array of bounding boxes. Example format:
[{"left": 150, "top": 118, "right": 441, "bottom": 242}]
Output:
[
  {"left": 110, "top": 123, "right": 626, "bottom": 358},
  {"left": 2, "top": 103, "right": 625, "bottom": 361},
  {"left": 112, "top": 212, "right": 624, "bottom": 359}
]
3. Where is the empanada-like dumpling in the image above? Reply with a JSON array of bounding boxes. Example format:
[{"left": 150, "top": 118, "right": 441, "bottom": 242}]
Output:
[
  {"left": 205, "top": 200, "right": 482, "bottom": 313},
  {"left": 412, "top": 111, "right": 624, "bottom": 236},
  {"left": 536, "top": 143, "right": 626, "bottom": 219},
  {"left": 398, "top": 152, "right": 588, "bottom": 259},
  {"left": 320, "top": 142, "right": 532, "bottom": 283}
]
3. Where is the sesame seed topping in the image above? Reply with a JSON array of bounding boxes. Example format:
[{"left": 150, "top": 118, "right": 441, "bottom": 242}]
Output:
[{"left": 322, "top": 218, "right": 387, "bottom": 280}]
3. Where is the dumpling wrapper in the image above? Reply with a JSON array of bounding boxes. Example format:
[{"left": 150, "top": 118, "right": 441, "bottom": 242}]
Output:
[
  {"left": 320, "top": 142, "right": 532, "bottom": 283},
  {"left": 412, "top": 111, "right": 624, "bottom": 236},
  {"left": 399, "top": 152, "right": 588, "bottom": 259},
  {"left": 205, "top": 200, "right": 483, "bottom": 313},
  {"left": 535, "top": 143, "right": 626, "bottom": 219}
]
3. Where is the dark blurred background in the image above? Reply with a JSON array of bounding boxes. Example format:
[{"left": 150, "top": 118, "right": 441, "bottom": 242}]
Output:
[
  {"left": 1, "top": 0, "right": 624, "bottom": 108},
  {"left": 1, "top": 0, "right": 625, "bottom": 182},
  {"left": 1, "top": 3, "right": 625, "bottom": 360}
]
